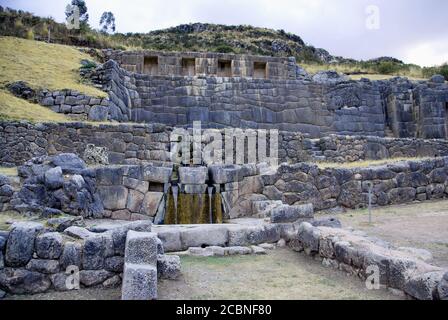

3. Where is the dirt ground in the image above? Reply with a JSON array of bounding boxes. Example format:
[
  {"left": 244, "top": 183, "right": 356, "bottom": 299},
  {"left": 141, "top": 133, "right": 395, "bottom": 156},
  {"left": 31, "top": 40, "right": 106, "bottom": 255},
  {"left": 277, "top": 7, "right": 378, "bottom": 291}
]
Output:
[
  {"left": 329, "top": 199, "right": 448, "bottom": 268},
  {"left": 158, "top": 249, "right": 400, "bottom": 300},
  {"left": 7, "top": 249, "right": 400, "bottom": 300}
]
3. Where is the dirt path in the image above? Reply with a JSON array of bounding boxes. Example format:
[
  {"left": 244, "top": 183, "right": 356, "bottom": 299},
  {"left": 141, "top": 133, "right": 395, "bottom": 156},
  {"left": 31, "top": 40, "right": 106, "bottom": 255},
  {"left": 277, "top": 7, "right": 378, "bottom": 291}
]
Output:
[{"left": 330, "top": 199, "right": 448, "bottom": 268}]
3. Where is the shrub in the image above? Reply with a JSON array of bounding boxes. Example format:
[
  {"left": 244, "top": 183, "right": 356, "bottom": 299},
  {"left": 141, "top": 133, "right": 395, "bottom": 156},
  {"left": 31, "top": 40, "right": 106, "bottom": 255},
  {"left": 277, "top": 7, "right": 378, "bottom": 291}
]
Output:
[
  {"left": 214, "top": 44, "right": 235, "bottom": 53},
  {"left": 25, "top": 28, "right": 34, "bottom": 40},
  {"left": 375, "top": 61, "right": 399, "bottom": 75}
]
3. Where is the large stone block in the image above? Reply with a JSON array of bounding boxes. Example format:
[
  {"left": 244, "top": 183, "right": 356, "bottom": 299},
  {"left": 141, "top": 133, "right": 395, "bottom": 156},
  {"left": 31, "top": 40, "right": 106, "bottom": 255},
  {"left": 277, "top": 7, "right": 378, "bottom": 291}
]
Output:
[
  {"left": 121, "top": 263, "right": 157, "bottom": 300},
  {"left": 404, "top": 271, "right": 445, "bottom": 300},
  {"left": 82, "top": 236, "right": 106, "bottom": 270},
  {"left": 180, "top": 226, "right": 228, "bottom": 250},
  {"left": 124, "top": 231, "right": 158, "bottom": 266},
  {"left": 142, "top": 164, "right": 172, "bottom": 183},
  {"left": 157, "top": 254, "right": 181, "bottom": 280},
  {"left": 0, "top": 268, "right": 51, "bottom": 294},
  {"left": 270, "top": 203, "right": 314, "bottom": 223},
  {"left": 60, "top": 242, "right": 82, "bottom": 269},
  {"left": 140, "top": 192, "right": 164, "bottom": 217},
  {"left": 26, "top": 259, "right": 60, "bottom": 274},
  {"left": 208, "top": 165, "right": 244, "bottom": 184},
  {"left": 35, "top": 232, "right": 64, "bottom": 260},
  {"left": 44, "top": 166, "right": 63, "bottom": 190},
  {"left": 126, "top": 189, "right": 145, "bottom": 213},
  {"left": 50, "top": 153, "right": 86, "bottom": 174},
  {"left": 5, "top": 222, "right": 44, "bottom": 267},
  {"left": 98, "top": 186, "right": 128, "bottom": 210},
  {"left": 80, "top": 270, "right": 114, "bottom": 287},
  {"left": 156, "top": 229, "right": 182, "bottom": 252},
  {"left": 296, "top": 222, "right": 320, "bottom": 254},
  {"left": 178, "top": 167, "right": 208, "bottom": 185}
]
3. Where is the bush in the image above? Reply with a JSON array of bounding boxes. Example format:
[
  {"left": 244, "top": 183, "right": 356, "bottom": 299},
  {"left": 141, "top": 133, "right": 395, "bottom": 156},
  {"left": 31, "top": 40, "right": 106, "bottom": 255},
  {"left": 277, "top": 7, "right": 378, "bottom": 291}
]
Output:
[
  {"left": 375, "top": 61, "right": 399, "bottom": 75},
  {"left": 214, "top": 44, "right": 235, "bottom": 53},
  {"left": 25, "top": 28, "right": 34, "bottom": 40}
]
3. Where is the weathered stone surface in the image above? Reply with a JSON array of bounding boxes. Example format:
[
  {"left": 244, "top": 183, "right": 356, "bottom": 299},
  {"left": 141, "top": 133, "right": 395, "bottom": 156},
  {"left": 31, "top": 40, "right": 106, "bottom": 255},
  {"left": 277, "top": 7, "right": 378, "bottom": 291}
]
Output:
[
  {"left": 88, "top": 105, "right": 109, "bottom": 121},
  {"left": 82, "top": 236, "right": 106, "bottom": 270},
  {"left": 44, "top": 166, "right": 64, "bottom": 189},
  {"left": 180, "top": 226, "right": 228, "bottom": 250},
  {"left": 270, "top": 203, "right": 314, "bottom": 223},
  {"left": 105, "top": 256, "right": 124, "bottom": 272},
  {"left": 64, "top": 226, "right": 95, "bottom": 239},
  {"left": 156, "top": 229, "right": 182, "bottom": 252},
  {"left": 26, "top": 259, "right": 60, "bottom": 274},
  {"left": 142, "top": 165, "right": 172, "bottom": 183},
  {"left": 251, "top": 245, "right": 267, "bottom": 255},
  {"left": 179, "top": 166, "right": 208, "bottom": 185},
  {"left": 80, "top": 270, "right": 114, "bottom": 287},
  {"left": 60, "top": 242, "right": 82, "bottom": 269},
  {"left": 141, "top": 192, "right": 164, "bottom": 217},
  {"left": 124, "top": 231, "right": 158, "bottom": 266},
  {"left": 438, "top": 272, "right": 448, "bottom": 300},
  {"left": 50, "top": 153, "right": 86, "bottom": 174},
  {"left": 103, "top": 275, "right": 122, "bottom": 288},
  {"left": 208, "top": 165, "right": 244, "bottom": 184},
  {"left": 228, "top": 224, "right": 280, "bottom": 246},
  {"left": 227, "top": 246, "right": 252, "bottom": 255},
  {"left": 35, "top": 232, "right": 64, "bottom": 259},
  {"left": 98, "top": 186, "right": 128, "bottom": 210},
  {"left": 157, "top": 254, "right": 181, "bottom": 280},
  {"left": 311, "top": 217, "right": 342, "bottom": 228},
  {"left": 126, "top": 190, "right": 145, "bottom": 213},
  {"left": 122, "top": 263, "right": 157, "bottom": 300},
  {"left": 0, "top": 268, "right": 51, "bottom": 294},
  {"left": 123, "top": 177, "right": 149, "bottom": 193},
  {"left": 404, "top": 271, "right": 445, "bottom": 300},
  {"left": 296, "top": 222, "right": 320, "bottom": 254},
  {"left": 5, "top": 222, "right": 44, "bottom": 267}
]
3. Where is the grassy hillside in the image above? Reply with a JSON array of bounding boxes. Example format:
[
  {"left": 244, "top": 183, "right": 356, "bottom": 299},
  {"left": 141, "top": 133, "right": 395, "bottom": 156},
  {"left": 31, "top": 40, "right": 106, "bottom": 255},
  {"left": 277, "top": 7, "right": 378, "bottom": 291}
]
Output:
[
  {"left": 0, "top": 36, "right": 106, "bottom": 122},
  {"left": 0, "top": 36, "right": 105, "bottom": 96}
]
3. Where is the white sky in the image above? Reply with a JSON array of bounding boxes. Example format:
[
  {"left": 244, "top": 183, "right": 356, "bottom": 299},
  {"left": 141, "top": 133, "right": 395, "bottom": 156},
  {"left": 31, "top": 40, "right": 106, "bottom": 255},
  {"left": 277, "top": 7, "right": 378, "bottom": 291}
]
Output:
[{"left": 1, "top": 0, "right": 447, "bottom": 67}]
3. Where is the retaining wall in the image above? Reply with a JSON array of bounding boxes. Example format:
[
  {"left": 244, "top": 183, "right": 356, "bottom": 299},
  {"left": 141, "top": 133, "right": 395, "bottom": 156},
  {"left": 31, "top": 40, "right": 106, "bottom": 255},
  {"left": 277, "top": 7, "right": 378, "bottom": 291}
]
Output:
[{"left": 263, "top": 157, "right": 448, "bottom": 210}]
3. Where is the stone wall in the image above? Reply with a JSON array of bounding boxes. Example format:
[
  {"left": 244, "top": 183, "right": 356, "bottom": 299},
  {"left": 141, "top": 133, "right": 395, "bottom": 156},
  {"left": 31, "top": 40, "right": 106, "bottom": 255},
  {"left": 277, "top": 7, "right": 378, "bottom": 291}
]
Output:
[
  {"left": 263, "top": 157, "right": 448, "bottom": 211},
  {"left": 0, "top": 220, "right": 179, "bottom": 296},
  {"left": 95, "top": 165, "right": 172, "bottom": 221},
  {"left": 38, "top": 89, "right": 111, "bottom": 122},
  {"left": 291, "top": 222, "right": 448, "bottom": 300},
  {"left": 311, "top": 135, "right": 448, "bottom": 162},
  {"left": 0, "top": 121, "right": 171, "bottom": 167},
  {"left": 103, "top": 50, "right": 298, "bottom": 80},
  {"left": 4, "top": 121, "right": 448, "bottom": 168},
  {"left": 89, "top": 59, "right": 448, "bottom": 139}
]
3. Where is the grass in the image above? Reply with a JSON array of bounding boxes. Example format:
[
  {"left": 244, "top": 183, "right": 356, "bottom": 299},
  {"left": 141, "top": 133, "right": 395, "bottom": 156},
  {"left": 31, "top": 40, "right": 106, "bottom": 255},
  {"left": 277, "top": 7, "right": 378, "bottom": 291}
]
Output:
[
  {"left": 157, "top": 249, "right": 400, "bottom": 300},
  {"left": 0, "top": 36, "right": 105, "bottom": 97},
  {"left": 0, "top": 211, "right": 29, "bottom": 230},
  {"left": 0, "top": 89, "right": 69, "bottom": 122},
  {"left": 315, "top": 157, "right": 429, "bottom": 169},
  {"left": 301, "top": 63, "right": 427, "bottom": 81},
  {"left": 0, "top": 167, "right": 18, "bottom": 176}
]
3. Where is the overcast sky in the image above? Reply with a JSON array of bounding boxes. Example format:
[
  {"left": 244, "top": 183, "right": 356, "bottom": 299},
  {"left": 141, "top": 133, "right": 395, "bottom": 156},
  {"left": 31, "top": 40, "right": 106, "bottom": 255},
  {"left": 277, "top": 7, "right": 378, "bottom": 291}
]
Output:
[{"left": 1, "top": 0, "right": 447, "bottom": 66}]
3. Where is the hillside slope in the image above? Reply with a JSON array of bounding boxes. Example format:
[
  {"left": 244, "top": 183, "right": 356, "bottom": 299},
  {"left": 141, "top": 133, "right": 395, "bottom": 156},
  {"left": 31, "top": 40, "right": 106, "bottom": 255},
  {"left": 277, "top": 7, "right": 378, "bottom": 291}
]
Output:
[{"left": 0, "top": 36, "right": 105, "bottom": 122}]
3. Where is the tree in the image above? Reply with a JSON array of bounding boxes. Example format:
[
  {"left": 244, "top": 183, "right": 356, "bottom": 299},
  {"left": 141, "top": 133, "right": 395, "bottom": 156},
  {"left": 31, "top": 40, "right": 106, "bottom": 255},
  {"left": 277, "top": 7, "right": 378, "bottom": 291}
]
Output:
[
  {"left": 100, "top": 11, "right": 116, "bottom": 34},
  {"left": 65, "top": 0, "right": 89, "bottom": 31}
]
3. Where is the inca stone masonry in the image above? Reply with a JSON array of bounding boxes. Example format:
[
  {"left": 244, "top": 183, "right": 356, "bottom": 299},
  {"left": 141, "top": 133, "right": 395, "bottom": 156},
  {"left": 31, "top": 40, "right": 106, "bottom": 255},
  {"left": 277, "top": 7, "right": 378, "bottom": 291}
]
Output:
[{"left": 83, "top": 50, "right": 448, "bottom": 139}]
